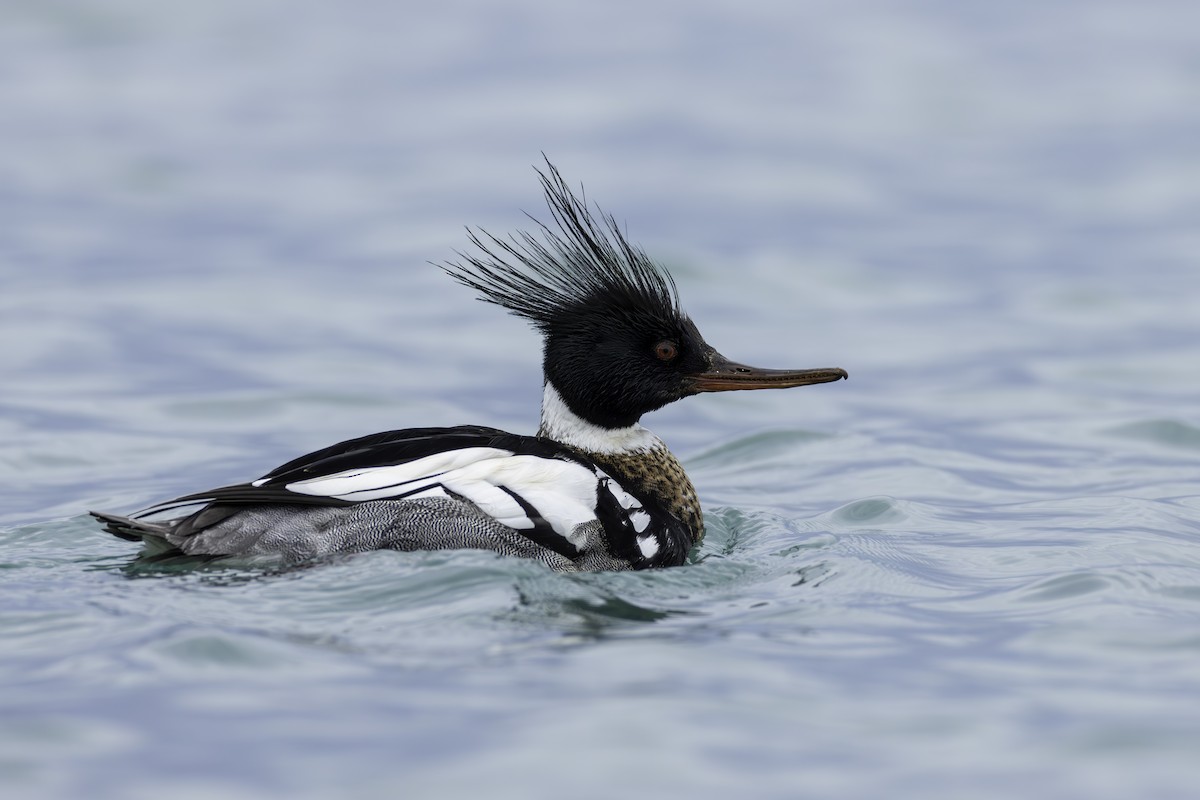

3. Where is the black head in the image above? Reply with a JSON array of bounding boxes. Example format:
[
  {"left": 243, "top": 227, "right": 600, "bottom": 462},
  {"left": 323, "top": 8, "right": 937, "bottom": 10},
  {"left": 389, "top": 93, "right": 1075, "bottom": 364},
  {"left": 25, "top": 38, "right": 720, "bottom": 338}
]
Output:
[{"left": 443, "top": 159, "right": 847, "bottom": 430}]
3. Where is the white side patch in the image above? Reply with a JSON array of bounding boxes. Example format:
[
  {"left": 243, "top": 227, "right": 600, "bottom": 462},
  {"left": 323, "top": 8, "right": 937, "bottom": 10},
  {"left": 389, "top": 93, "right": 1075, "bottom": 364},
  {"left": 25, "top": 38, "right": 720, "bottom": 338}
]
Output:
[
  {"left": 637, "top": 535, "right": 659, "bottom": 558},
  {"left": 603, "top": 477, "right": 641, "bottom": 511},
  {"left": 441, "top": 455, "right": 598, "bottom": 542},
  {"left": 629, "top": 510, "right": 651, "bottom": 533},
  {"left": 538, "top": 384, "right": 662, "bottom": 455}
]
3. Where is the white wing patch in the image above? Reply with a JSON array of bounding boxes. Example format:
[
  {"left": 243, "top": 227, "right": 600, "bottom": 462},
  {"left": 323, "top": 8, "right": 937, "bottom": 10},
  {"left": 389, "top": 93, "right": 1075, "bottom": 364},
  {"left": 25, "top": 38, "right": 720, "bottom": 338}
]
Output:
[
  {"left": 283, "top": 447, "right": 513, "bottom": 499},
  {"left": 281, "top": 447, "right": 600, "bottom": 545}
]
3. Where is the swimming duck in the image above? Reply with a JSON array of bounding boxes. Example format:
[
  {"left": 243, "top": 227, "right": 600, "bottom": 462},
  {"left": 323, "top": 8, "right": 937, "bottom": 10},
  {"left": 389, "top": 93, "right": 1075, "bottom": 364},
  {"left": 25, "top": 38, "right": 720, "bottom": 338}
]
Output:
[{"left": 92, "top": 162, "right": 846, "bottom": 571}]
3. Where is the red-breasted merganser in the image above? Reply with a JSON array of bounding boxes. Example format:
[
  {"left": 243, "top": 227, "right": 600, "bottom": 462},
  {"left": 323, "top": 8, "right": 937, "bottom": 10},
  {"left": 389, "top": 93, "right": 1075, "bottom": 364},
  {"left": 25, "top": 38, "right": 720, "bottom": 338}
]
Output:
[{"left": 92, "top": 162, "right": 847, "bottom": 571}]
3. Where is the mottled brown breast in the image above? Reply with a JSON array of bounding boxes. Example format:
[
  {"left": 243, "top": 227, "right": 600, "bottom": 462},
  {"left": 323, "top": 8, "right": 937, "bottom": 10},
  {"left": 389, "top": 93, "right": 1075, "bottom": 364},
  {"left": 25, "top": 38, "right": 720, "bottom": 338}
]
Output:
[{"left": 566, "top": 443, "right": 705, "bottom": 546}]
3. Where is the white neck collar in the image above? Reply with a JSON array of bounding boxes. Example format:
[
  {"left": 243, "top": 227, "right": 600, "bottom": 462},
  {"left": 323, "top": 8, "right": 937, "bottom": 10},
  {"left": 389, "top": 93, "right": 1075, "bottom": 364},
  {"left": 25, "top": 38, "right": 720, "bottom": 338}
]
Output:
[{"left": 538, "top": 383, "right": 662, "bottom": 455}]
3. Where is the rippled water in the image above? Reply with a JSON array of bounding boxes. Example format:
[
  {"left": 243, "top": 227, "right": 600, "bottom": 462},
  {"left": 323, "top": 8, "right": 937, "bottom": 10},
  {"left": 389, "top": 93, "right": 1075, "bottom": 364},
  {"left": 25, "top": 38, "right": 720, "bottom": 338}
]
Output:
[{"left": 4, "top": 2, "right": 1200, "bottom": 798}]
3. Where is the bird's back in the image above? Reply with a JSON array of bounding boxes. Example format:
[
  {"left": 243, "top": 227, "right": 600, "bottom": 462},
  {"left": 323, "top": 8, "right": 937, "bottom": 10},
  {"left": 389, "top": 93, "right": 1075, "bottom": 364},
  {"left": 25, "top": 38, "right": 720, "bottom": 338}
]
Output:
[{"left": 93, "top": 425, "right": 694, "bottom": 571}]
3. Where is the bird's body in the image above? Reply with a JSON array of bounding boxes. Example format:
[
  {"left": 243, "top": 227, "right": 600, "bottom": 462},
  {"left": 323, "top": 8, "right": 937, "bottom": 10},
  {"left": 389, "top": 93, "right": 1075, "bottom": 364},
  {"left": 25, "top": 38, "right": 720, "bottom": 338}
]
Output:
[{"left": 93, "top": 162, "right": 845, "bottom": 571}]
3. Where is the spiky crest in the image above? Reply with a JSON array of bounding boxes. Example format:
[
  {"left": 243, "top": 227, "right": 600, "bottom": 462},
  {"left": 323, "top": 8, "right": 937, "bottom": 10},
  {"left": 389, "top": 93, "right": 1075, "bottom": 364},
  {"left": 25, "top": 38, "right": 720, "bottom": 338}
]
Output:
[{"left": 442, "top": 159, "right": 682, "bottom": 332}]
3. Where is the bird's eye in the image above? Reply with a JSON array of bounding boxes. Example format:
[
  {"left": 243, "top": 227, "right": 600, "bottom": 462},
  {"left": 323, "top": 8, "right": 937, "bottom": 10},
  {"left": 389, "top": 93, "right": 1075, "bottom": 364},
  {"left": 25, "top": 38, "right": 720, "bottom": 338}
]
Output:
[{"left": 654, "top": 340, "right": 678, "bottom": 361}]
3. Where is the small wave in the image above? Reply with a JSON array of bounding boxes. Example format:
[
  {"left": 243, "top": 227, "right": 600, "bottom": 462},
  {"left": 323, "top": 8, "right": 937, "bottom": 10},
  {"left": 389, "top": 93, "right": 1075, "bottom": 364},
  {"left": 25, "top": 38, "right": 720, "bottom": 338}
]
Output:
[
  {"left": 1105, "top": 419, "right": 1200, "bottom": 450},
  {"left": 688, "top": 429, "right": 834, "bottom": 471}
]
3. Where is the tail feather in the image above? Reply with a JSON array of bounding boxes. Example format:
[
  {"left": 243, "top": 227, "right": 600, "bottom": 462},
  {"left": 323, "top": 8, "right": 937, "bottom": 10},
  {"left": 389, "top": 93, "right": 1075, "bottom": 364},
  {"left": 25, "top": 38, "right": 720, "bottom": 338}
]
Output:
[{"left": 89, "top": 510, "right": 172, "bottom": 543}]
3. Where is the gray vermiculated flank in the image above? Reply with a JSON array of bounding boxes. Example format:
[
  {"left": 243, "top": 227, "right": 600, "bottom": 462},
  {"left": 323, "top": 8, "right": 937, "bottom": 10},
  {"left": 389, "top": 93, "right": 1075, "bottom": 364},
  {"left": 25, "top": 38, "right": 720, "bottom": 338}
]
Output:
[{"left": 150, "top": 497, "right": 630, "bottom": 572}]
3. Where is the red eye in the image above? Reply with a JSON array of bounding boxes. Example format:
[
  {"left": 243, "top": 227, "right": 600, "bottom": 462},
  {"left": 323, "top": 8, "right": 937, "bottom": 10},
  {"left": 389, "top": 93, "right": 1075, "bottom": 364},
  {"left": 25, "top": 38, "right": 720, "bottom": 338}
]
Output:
[{"left": 654, "top": 340, "right": 678, "bottom": 361}]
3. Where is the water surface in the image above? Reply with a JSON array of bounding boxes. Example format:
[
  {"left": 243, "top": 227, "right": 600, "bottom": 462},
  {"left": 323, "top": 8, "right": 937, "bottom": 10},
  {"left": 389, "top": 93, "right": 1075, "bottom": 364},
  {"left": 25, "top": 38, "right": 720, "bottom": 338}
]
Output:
[{"left": 3, "top": 2, "right": 1200, "bottom": 798}]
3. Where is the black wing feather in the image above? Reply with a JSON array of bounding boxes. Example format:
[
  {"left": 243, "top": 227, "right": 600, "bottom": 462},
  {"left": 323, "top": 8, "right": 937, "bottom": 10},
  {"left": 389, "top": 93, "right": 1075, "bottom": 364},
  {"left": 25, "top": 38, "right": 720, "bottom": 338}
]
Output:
[
  {"left": 257, "top": 425, "right": 523, "bottom": 485},
  {"left": 137, "top": 484, "right": 356, "bottom": 516},
  {"left": 135, "top": 425, "right": 588, "bottom": 516}
]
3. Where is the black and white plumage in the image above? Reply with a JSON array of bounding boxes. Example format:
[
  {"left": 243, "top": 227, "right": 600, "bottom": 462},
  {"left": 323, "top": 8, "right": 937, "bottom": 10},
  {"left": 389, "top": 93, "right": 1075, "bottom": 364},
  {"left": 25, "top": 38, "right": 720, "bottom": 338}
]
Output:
[{"left": 92, "top": 160, "right": 847, "bottom": 572}]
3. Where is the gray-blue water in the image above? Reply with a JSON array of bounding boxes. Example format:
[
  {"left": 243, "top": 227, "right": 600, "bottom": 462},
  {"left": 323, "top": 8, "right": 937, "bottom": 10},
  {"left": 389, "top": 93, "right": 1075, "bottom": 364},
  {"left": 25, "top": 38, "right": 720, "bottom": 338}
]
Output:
[{"left": 4, "top": 2, "right": 1200, "bottom": 798}]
